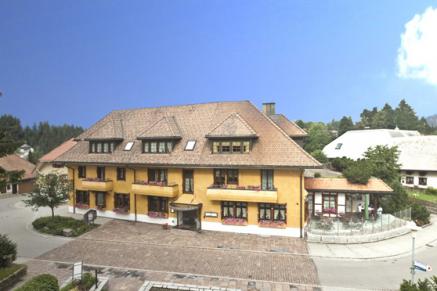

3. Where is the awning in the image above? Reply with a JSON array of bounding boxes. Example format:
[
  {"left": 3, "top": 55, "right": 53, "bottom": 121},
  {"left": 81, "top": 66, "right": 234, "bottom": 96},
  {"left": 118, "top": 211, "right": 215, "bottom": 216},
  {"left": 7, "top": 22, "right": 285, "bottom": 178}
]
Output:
[{"left": 170, "top": 194, "right": 201, "bottom": 211}]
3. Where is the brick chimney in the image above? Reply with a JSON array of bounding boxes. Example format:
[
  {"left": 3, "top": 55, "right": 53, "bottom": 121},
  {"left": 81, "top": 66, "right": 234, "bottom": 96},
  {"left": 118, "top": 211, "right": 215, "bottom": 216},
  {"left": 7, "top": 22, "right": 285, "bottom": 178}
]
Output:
[{"left": 262, "top": 102, "right": 276, "bottom": 116}]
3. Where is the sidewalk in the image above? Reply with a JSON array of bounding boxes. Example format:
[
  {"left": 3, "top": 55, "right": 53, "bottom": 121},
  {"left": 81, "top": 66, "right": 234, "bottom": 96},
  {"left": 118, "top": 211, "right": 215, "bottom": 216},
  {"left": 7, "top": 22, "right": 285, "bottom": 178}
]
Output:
[{"left": 308, "top": 214, "right": 437, "bottom": 260}]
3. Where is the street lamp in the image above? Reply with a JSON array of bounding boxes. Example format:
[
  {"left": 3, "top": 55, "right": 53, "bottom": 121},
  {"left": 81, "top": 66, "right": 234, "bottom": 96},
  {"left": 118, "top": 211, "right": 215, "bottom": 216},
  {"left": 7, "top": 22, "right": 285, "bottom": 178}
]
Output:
[{"left": 410, "top": 230, "right": 417, "bottom": 283}]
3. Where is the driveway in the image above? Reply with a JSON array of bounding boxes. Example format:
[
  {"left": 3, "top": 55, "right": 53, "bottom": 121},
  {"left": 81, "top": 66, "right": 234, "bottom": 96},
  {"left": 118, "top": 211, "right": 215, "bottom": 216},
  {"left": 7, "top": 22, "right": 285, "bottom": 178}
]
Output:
[
  {"left": 0, "top": 195, "right": 73, "bottom": 259},
  {"left": 38, "top": 220, "right": 320, "bottom": 287}
]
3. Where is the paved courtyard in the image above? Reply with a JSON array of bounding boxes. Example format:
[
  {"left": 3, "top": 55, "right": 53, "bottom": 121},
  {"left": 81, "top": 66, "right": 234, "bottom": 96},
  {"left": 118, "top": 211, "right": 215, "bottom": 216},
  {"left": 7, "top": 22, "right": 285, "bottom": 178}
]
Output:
[{"left": 38, "top": 220, "right": 320, "bottom": 289}]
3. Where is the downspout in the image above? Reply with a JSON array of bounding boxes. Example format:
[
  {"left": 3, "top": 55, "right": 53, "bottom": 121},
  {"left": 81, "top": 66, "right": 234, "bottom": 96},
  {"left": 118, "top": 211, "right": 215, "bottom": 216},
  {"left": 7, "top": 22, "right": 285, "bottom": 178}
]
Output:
[
  {"left": 300, "top": 170, "right": 303, "bottom": 238},
  {"left": 66, "top": 166, "right": 76, "bottom": 214}
]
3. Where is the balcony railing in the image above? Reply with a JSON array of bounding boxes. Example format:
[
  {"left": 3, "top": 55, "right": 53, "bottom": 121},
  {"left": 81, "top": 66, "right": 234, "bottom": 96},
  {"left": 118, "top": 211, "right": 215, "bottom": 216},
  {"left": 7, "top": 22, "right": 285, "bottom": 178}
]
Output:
[
  {"left": 131, "top": 180, "right": 179, "bottom": 197},
  {"left": 79, "top": 178, "right": 113, "bottom": 191},
  {"left": 206, "top": 184, "right": 278, "bottom": 203}
]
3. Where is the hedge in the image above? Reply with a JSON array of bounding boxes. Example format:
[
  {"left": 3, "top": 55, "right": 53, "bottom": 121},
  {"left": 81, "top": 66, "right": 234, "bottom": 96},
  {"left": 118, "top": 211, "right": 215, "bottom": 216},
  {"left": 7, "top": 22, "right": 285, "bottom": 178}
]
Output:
[{"left": 15, "top": 273, "right": 59, "bottom": 291}]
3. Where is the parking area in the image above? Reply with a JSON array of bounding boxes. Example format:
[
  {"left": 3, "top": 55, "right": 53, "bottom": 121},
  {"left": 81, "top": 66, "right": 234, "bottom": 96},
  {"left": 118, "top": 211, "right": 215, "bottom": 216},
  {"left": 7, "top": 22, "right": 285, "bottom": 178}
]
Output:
[{"left": 38, "top": 220, "right": 320, "bottom": 289}]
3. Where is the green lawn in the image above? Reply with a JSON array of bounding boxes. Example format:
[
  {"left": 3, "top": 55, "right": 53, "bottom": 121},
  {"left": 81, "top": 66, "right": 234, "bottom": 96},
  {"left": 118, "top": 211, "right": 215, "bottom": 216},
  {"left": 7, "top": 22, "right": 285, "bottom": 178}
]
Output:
[
  {"left": 0, "top": 264, "right": 26, "bottom": 280},
  {"left": 408, "top": 191, "right": 437, "bottom": 203},
  {"left": 32, "top": 216, "right": 98, "bottom": 237}
]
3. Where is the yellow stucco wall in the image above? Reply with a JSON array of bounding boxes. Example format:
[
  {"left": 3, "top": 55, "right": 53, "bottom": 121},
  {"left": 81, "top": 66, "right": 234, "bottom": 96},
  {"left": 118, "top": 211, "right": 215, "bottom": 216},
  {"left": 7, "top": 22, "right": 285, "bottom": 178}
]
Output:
[{"left": 68, "top": 165, "right": 305, "bottom": 229}]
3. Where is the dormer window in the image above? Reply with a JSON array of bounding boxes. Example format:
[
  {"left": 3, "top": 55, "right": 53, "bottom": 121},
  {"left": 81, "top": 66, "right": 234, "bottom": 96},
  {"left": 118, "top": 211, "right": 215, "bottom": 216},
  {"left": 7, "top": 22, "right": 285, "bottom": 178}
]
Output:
[
  {"left": 143, "top": 140, "right": 173, "bottom": 154},
  {"left": 212, "top": 140, "right": 250, "bottom": 154},
  {"left": 89, "top": 141, "right": 117, "bottom": 153}
]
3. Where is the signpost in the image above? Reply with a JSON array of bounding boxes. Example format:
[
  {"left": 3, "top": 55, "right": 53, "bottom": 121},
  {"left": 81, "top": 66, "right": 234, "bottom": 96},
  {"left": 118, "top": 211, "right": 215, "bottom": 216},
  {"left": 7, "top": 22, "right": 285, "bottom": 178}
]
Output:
[
  {"left": 410, "top": 231, "right": 432, "bottom": 283},
  {"left": 73, "top": 261, "right": 83, "bottom": 281}
]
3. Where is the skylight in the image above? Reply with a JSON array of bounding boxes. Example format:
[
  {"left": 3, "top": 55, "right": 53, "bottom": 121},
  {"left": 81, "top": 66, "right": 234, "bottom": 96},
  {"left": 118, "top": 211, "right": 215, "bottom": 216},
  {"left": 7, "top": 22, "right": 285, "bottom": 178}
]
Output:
[
  {"left": 124, "top": 141, "right": 134, "bottom": 151},
  {"left": 335, "top": 143, "right": 342, "bottom": 150},
  {"left": 185, "top": 140, "right": 196, "bottom": 151}
]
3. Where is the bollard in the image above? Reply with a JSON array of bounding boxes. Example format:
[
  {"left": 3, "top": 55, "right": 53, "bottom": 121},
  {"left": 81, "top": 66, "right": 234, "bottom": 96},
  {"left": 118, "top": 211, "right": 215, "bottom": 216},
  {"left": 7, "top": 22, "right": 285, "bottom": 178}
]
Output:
[{"left": 95, "top": 269, "right": 98, "bottom": 289}]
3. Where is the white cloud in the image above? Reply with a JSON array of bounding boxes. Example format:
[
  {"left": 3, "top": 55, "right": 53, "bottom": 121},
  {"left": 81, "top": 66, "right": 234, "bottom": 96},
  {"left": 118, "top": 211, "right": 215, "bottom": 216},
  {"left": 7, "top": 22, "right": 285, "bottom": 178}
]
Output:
[{"left": 397, "top": 6, "right": 437, "bottom": 86}]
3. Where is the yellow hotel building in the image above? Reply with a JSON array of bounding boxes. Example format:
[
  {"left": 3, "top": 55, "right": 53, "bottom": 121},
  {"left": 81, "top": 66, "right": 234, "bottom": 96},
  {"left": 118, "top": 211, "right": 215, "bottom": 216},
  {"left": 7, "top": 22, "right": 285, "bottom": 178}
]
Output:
[{"left": 56, "top": 101, "right": 321, "bottom": 237}]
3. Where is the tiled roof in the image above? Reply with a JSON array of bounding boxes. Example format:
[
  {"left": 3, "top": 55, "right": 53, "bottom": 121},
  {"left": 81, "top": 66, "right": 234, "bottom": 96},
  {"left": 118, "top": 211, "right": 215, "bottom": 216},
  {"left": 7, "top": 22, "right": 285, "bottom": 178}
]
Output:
[
  {"left": 268, "top": 114, "right": 307, "bottom": 137},
  {"left": 206, "top": 113, "right": 257, "bottom": 138},
  {"left": 56, "top": 101, "right": 321, "bottom": 168},
  {"left": 0, "top": 154, "right": 35, "bottom": 180},
  {"left": 305, "top": 177, "right": 393, "bottom": 193},
  {"left": 137, "top": 116, "right": 182, "bottom": 140},
  {"left": 39, "top": 138, "right": 77, "bottom": 163},
  {"left": 83, "top": 116, "right": 124, "bottom": 140}
]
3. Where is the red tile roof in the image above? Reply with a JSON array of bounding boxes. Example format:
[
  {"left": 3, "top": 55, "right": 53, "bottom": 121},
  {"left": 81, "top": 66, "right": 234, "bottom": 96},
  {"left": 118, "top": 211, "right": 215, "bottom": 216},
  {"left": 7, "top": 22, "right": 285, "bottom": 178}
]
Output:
[
  {"left": 39, "top": 138, "right": 77, "bottom": 163},
  {"left": 57, "top": 101, "right": 321, "bottom": 168},
  {"left": 305, "top": 177, "right": 393, "bottom": 193},
  {"left": 0, "top": 154, "right": 35, "bottom": 180}
]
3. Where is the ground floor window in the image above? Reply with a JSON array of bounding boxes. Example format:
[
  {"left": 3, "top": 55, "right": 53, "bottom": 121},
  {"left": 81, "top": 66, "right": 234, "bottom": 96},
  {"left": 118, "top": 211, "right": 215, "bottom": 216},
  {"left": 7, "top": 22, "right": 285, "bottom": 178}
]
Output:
[
  {"left": 95, "top": 192, "right": 106, "bottom": 209},
  {"left": 258, "top": 203, "right": 286, "bottom": 222},
  {"left": 322, "top": 193, "right": 336, "bottom": 214},
  {"left": 114, "top": 193, "right": 130, "bottom": 213},
  {"left": 419, "top": 177, "right": 427, "bottom": 186},
  {"left": 148, "top": 196, "right": 168, "bottom": 218},
  {"left": 76, "top": 191, "right": 89, "bottom": 206},
  {"left": 221, "top": 201, "right": 247, "bottom": 219},
  {"left": 406, "top": 176, "right": 414, "bottom": 185}
]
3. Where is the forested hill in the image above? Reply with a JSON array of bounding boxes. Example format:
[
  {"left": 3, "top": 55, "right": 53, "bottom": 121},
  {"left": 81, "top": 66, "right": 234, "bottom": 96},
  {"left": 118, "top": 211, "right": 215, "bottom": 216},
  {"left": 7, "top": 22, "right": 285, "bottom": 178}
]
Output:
[{"left": 0, "top": 115, "right": 83, "bottom": 163}]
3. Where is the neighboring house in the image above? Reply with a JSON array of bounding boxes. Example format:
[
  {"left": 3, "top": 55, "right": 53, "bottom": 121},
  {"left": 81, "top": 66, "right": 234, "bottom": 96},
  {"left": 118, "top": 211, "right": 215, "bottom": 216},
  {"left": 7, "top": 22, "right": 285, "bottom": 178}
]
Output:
[
  {"left": 305, "top": 177, "right": 392, "bottom": 219},
  {"left": 262, "top": 102, "right": 308, "bottom": 147},
  {"left": 0, "top": 154, "right": 36, "bottom": 194},
  {"left": 322, "top": 128, "right": 420, "bottom": 160},
  {"left": 55, "top": 101, "right": 321, "bottom": 237},
  {"left": 36, "top": 138, "right": 77, "bottom": 175},
  {"left": 15, "top": 143, "right": 34, "bottom": 160},
  {"left": 396, "top": 136, "right": 437, "bottom": 189}
]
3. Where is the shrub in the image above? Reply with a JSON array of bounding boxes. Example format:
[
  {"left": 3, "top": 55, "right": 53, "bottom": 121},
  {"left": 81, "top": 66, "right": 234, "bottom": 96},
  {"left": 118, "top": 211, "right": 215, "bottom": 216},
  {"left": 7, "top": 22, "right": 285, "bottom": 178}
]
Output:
[
  {"left": 32, "top": 216, "right": 97, "bottom": 237},
  {"left": 330, "top": 157, "right": 354, "bottom": 172},
  {"left": 60, "top": 272, "right": 96, "bottom": 291},
  {"left": 15, "top": 274, "right": 59, "bottom": 291},
  {"left": 0, "top": 234, "right": 17, "bottom": 268},
  {"left": 343, "top": 159, "right": 372, "bottom": 184},
  {"left": 314, "top": 172, "right": 322, "bottom": 178},
  {"left": 400, "top": 276, "right": 437, "bottom": 290},
  {"left": 310, "top": 150, "right": 328, "bottom": 164},
  {"left": 427, "top": 187, "right": 437, "bottom": 196},
  {"left": 411, "top": 203, "right": 430, "bottom": 226}
]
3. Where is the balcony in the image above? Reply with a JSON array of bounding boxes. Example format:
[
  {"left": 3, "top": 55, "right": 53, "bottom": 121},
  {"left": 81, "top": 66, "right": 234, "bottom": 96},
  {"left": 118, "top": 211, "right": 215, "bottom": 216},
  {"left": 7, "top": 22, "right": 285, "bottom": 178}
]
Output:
[
  {"left": 131, "top": 181, "right": 179, "bottom": 198},
  {"left": 206, "top": 185, "right": 278, "bottom": 203},
  {"left": 79, "top": 178, "right": 113, "bottom": 191}
]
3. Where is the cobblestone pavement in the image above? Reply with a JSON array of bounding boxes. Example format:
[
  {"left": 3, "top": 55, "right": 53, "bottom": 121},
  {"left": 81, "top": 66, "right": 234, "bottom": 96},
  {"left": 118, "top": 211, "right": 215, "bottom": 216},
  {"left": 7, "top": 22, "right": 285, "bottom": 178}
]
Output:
[
  {"left": 79, "top": 220, "right": 308, "bottom": 254},
  {"left": 36, "top": 220, "right": 319, "bottom": 290}
]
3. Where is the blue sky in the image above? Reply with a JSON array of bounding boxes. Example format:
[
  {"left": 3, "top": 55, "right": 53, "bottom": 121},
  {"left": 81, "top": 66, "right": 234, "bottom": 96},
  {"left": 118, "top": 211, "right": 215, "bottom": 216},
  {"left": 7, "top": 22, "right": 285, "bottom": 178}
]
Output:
[{"left": 1, "top": 1, "right": 436, "bottom": 127}]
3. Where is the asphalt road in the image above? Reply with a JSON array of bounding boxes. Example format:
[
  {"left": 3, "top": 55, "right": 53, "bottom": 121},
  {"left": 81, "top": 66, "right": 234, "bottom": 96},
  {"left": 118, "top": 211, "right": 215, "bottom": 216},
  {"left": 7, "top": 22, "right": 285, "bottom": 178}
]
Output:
[
  {"left": 0, "top": 195, "right": 71, "bottom": 259},
  {"left": 314, "top": 243, "right": 437, "bottom": 290}
]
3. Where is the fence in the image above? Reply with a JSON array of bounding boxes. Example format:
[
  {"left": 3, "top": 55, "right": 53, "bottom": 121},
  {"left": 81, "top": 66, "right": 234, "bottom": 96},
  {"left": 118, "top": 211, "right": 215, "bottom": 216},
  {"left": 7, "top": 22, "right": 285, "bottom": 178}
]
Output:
[{"left": 306, "top": 208, "right": 411, "bottom": 236}]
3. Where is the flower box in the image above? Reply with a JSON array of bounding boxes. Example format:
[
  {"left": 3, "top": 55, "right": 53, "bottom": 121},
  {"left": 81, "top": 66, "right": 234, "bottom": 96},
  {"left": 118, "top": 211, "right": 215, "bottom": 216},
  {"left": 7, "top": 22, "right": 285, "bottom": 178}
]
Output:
[
  {"left": 148, "top": 211, "right": 168, "bottom": 218},
  {"left": 96, "top": 205, "right": 106, "bottom": 211},
  {"left": 75, "top": 203, "right": 89, "bottom": 209},
  {"left": 222, "top": 218, "right": 247, "bottom": 226},
  {"left": 113, "top": 208, "right": 129, "bottom": 214},
  {"left": 258, "top": 220, "right": 286, "bottom": 228},
  {"left": 82, "top": 177, "right": 110, "bottom": 182},
  {"left": 134, "top": 180, "right": 177, "bottom": 187}
]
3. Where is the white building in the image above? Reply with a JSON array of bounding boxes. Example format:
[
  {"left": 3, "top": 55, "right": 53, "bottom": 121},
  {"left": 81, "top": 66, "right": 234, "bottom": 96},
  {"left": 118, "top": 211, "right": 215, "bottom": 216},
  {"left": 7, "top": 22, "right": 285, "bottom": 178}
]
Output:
[
  {"left": 396, "top": 136, "right": 437, "bottom": 189},
  {"left": 323, "top": 128, "right": 420, "bottom": 160},
  {"left": 323, "top": 129, "right": 437, "bottom": 189}
]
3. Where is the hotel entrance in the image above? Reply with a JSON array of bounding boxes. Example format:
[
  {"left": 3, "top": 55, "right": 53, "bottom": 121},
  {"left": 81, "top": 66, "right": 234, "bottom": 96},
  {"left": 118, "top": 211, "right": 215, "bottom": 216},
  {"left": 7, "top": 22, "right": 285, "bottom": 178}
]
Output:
[{"left": 170, "top": 194, "right": 202, "bottom": 231}]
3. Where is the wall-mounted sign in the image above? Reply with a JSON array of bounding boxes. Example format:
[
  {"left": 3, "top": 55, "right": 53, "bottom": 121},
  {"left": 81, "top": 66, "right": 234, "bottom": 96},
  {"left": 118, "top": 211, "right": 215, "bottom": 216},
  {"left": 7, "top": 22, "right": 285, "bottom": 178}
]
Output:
[{"left": 204, "top": 212, "right": 218, "bottom": 218}]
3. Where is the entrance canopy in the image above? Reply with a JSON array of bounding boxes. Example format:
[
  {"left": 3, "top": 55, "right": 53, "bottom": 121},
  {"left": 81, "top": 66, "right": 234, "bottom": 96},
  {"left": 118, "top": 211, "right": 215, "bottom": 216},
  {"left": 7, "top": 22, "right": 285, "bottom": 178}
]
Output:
[
  {"left": 305, "top": 177, "right": 393, "bottom": 194},
  {"left": 170, "top": 194, "right": 201, "bottom": 212}
]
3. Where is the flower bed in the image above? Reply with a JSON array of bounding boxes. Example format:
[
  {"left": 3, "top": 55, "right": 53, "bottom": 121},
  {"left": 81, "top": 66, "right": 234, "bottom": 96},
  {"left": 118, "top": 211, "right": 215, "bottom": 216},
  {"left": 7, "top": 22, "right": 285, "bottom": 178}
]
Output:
[
  {"left": 75, "top": 203, "right": 90, "bottom": 210},
  {"left": 113, "top": 207, "right": 129, "bottom": 214},
  {"left": 148, "top": 211, "right": 168, "bottom": 218},
  {"left": 222, "top": 218, "right": 247, "bottom": 226},
  {"left": 134, "top": 180, "right": 176, "bottom": 187},
  {"left": 258, "top": 220, "right": 286, "bottom": 228},
  {"left": 0, "top": 264, "right": 27, "bottom": 291},
  {"left": 32, "top": 216, "right": 98, "bottom": 237}
]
